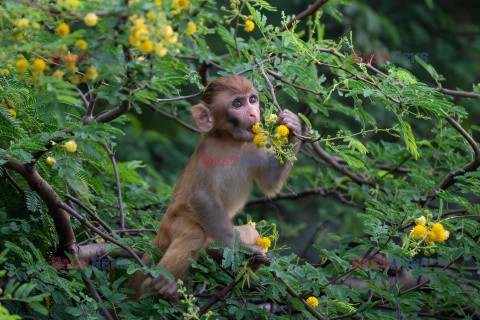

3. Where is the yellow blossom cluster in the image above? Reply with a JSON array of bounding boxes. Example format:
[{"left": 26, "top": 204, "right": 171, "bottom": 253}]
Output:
[
  {"left": 251, "top": 111, "right": 297, "bottom": 164},
  {"left": 256, "top": 237, "right": 271, "bottom": 253},
  {"left": 410, "top": 215, "right": 450, "bottom": 243}
]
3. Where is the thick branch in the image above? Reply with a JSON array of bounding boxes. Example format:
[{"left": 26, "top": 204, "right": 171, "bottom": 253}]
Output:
[{"left": 3, "top": 160, "right": 77, "bottom": 255}]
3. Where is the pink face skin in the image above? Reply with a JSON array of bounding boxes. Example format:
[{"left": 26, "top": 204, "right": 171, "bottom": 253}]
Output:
[{"left": 221, "top": 91, "right": 260, "bottom": 141}]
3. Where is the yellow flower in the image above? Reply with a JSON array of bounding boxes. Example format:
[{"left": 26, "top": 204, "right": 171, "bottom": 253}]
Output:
[
  {"left": 253, "top": 134, "right": 265, "bottom": 145},
  {"left": 410, "top": 225, "right": 427, "bottom": 240},
  {"left": 426, "top": 223, "right": 447, "bottom": 242},
  {"left": 160, "top": 25, "right": 174, "bottom": 37},
  {"left": 173, "top": 0, "right": 189, "bottom": 9},
  {"left": 32, "top": 22, "right": 41, "bottom": 29},
  {"left": 165, "top": 33, "right": 178, "bottom": 44},
  {"left": 66, "top": 62, "right": 78, "bottom": 72},
  {"left": 267, "top": 114, "right": 277, "bottom": 123},
  {"left": 155, "top": 42, "right": 168, "bottom": 57},
  {"left": 65, "top": 140, "right": 78, "bottom": 153},
  {"left": 155, "top": 0, "right": 162, "bottom": 6},
  {"left": 17, "top": 19, "right": 29, "bottom": 28},
  {"left": 277, "top": 125, "right": 290, "bottom": 137},
  {"left": 16, "top": 59, "right": 29, "bottom": 72},
  {"left": 85, "top": 66, "right": 98, "bottom": 80},
  {"left": 14, "top": 30, "right": 24, "bottom": 40},
  {"left": 244, "top": 20, "right": 254, "bottom": 32},
  {"left": 32, "top": 59, "right": 46, "bottom": 73},
  {"left": 248, "top": 220, "right": 256, "bottom": 228},
  {"left": 444, "top": 230, "right": 450, "bottom": 240},
  {"left": 148, "top": 10, "right": 157, "bottom": 21},
  {"left": 256, "top": 237, "right": 271, "bottom": 253},
  {"left": 252, "top": 122, "right": 262, "bottom": 134},
  {"left": 186, "top": 21, "right": 196, "bottom": 35},
  {"left": 84, "top": 13, "right": 98, "bottom": 27},
  {"left": 53, "top": 70, "right": 65, "bottom": 80},
  {"left": 139, "top": 40, "right": 154, "bottom": 53},
  {"left": 46, "top": 156, "right": 56, "bottom": 165},
  {"left": 75, "top": 39, "right": 88, "bottom": 50},
  {"left": 306, "top": 296, "right": 319, "bottom": 308},
  {"left": 56, "top": 23, "right": 70, "bottom": 36},
  {"left": 8, "top": 109, "right": 16, "bottom": 119},
  {"left": 68, "top": 75, "right": 81, "bottom": 84},
  {"left": 415, "top": 216, "right": 426, "bottom": 226}
]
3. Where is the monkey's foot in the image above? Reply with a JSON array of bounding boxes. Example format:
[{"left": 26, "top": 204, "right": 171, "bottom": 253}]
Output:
[{"left": 149, "top": 274, "right": 179, "bottom": 301}]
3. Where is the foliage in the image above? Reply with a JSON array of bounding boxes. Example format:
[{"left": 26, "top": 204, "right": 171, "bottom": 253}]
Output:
[{"left": 1, "top": 0, "right": 480, "bottom": 319}]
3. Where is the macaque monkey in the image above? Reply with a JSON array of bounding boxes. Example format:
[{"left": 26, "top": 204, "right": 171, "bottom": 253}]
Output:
[{"left": 126, "top": 74, "right": 302, "bottom": 301}]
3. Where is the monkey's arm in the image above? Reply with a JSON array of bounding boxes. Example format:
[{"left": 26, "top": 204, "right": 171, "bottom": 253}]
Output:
[{"left": 254, "top": 110, "right": 303, "bottom": 196}]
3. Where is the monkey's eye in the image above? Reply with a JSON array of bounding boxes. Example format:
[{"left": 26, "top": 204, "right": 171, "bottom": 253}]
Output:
[
  {"left": 249, "top": 95, "right": 257, "bottom": 103},
  {"left": 233, "top": 100, "right": 242, "bottom": 108}
]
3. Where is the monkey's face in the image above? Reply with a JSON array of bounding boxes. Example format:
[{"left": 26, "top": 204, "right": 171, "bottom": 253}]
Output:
[{"left": 217, "top": 91, "right": 260, "bottom": 142}]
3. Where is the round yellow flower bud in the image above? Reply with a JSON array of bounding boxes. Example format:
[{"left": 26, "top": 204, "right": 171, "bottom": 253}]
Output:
[
  {"left": 260, "top": 220, "right": 266, "bottom": 226},
  {"left": 84, "top": 13, "right": 98, "bottom": 27},
  {"left": 414, "top": 216, "right": 426, "bottom": 226},
  {"left": 68, "top": 75, "right": 81, "bottom": 84},
  {"left": 165, "top": 33, "right": 178, "bottom": 44},
  {"left": 148, "top": 10, "right": 157, "bottom": 21},
  {"left": 66, "top": 63, "right": 78, "bottom": 72},
  {"left": 75, "top": 39, "right": 88, "bottom": 50},
  {"left": 17, "top": 19, "right": 29, "bottom": 28},
  {"left": 155, "top": 42, "right": 168, "bottom": 57},
  {"left": 276, "top": 125, "right": 290, "bottom": 137},
  {"left": 410, "top": 225, "right": 427, "bottom": 240},
  {"left": 244, "top": 20, "right": 254, "bottom": 32},
  {"left": 426, "top": 223, "right": 447, "bottom": 242},
  {"left": 139, "top": 40, "right": 154, "bottom": 53},
  {"left": 253, "top": 134, "right": 265, "bottom": 145},
  {"left": 56, "top": 23, "right": 70, "bottom": 36},
  {"left": 256, "top": 237, "right": 271, "bottom": 253},
  {"left": 32, "top": 59, "right": 46, "bottom": 73},
  {"left": 85, "top": 66, "right": 98, "bottom": 80},
  {"left": 306, "top": 297, "right": 318, "bottom": 308},
  {"left": 8, "top": 109, "right": 16, "bottom": 119},
  {"left": 186, "top": 21, "right": 196, "bottom": 35},
  {"left": 46, "top": 156, "right": 56, "bottom": 165},
  {"left": 16, "top": 58, "right": 29, "bottom": 72},
  {"left": 173, "top": 0, "right": 189, "bottom": 9},
  {"left": 267, "top": 114, "right": 277, "bottom": 123},
  {"left": 251, "top": 122, "right": 262, "bottom": 134},
  {"left": 65, "top": 140, "right": 78, "bottom": 153}
]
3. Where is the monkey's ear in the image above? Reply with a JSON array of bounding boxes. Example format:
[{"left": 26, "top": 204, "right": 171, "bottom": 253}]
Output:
[{"left": 191, "top": 104, "right": 214, "bottom": 132}]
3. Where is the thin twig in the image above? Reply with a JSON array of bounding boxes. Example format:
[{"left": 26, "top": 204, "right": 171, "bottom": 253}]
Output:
[
  {"left": 101, "top": 140, "right": 126, "bottom": 237},
  {"left": 149, "top": 103, "right": 200, "bottom": 133}
]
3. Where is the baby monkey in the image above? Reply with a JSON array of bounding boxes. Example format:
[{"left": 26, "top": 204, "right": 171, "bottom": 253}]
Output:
[{"left": 126, "top": 74, "right": 302, "bottom": 300}]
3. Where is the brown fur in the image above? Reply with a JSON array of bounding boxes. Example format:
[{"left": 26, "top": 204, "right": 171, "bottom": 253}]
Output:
[{"left": 126, "top": 75, "right": 302, "bottom": 303}]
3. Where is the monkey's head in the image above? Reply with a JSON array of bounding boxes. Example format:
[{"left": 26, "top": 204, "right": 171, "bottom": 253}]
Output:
[{"left": 191, "top": 75, "right": 260, "bottom": 142}]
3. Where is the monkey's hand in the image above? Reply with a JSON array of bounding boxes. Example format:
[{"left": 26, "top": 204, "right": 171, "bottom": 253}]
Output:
[
  {"left": 239, "top": 242, "right": 265, "bottom": 256},
  {"left": 142, "top": 274, "right": 179, "bottom": 301},
  {"left": 278, "top": 109, "right": 302, "bottom": 137}
]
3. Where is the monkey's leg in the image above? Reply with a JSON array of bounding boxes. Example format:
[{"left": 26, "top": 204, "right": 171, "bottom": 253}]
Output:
[
  {"left": 126, "top": 220, "right": 173, "bottom": 301},
  {"left": 146, "top": 217, "right": 206, "bottom": 300}
]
